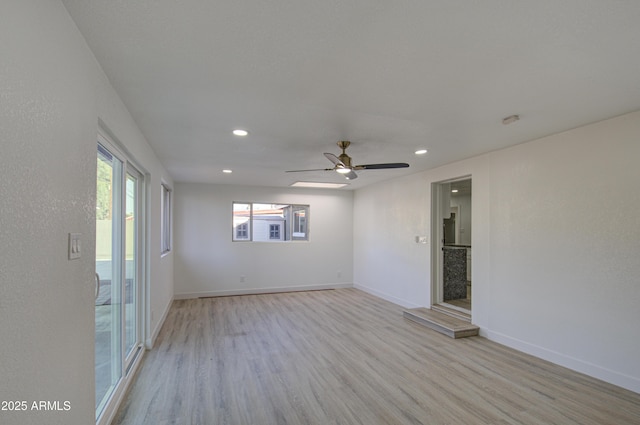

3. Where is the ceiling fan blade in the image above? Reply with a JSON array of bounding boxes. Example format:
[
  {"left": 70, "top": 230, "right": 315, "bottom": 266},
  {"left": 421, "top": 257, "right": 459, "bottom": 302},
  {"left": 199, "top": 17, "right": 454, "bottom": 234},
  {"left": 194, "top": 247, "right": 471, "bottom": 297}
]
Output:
[
  {"left": 324, "top": 152, "right": 345, "bottom": 167},
  {"left": 285, "top": 168, "right": 333, "bottom": 173},
  {"left": 354, "top": 163, "right": 410, "bottom": 170}
]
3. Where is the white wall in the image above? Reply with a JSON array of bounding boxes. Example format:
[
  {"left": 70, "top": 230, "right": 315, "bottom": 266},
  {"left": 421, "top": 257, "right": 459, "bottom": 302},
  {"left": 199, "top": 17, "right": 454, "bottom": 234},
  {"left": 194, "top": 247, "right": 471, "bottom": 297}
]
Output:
[
  {"left": 0, "top": 2, "right": 173, "bottom": 424},
  {"left": 95, "top": 77, "right": 175, "bottom": 347},
  {"left": 353, "top": 175, "right": 433, "bottom": 307},
  {"left": 174, "top": 184, "right": 353, "bottom": 298},
  {"left": 354, "top": 111, "right": 640, "bottom": 394}
]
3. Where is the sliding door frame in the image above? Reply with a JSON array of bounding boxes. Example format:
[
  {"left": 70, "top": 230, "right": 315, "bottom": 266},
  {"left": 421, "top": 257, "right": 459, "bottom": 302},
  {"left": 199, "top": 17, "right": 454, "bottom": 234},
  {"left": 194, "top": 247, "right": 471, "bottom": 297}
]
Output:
[{"left": 96, "top": 128, "right": 147, "bottom": 425}]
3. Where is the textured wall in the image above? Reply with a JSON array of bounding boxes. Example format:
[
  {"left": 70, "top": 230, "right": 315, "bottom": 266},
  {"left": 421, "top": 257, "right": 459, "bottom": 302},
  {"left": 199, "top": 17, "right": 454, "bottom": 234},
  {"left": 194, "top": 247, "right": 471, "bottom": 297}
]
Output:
[
  {"left": 0, "top": 2, "right": 97, "bottom": 424},
  {"left": 485, "top": 111, "right": 640, "bottom": 392},
  {"left": 353, "top": 173, "right": 433, "bottom": 307},
  {"left": 354, "top": 111, "right": 640, "bottom": 393},
  {"left": 0, "top": 2, "right": 174, "bottom": 424},
  {"left": 174, "top": 183, "right": 353, "bottom": 298}
]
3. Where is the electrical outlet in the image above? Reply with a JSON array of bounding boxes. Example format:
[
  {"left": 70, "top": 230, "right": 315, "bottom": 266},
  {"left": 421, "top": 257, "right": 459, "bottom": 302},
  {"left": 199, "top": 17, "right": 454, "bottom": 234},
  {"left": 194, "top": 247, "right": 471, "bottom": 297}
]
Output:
[{"left": 240, "top": 275, "right": 246, "bottom": 283}]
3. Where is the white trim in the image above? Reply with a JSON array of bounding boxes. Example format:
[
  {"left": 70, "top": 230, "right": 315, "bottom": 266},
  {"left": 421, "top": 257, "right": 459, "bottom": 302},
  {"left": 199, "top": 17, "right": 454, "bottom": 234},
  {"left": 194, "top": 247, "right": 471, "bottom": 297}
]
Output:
[
  {"left": 174, "top": 283, "right": 353, "bottom": 300},
  {"left": 353, "top": 284, "right": 421, "bottom": 309},
  {"left": 430, "top": 182, "right": 444, "bottom": 305},
  {"left": 144, "top": 171, "right": 153, "bottom": 348},
  {"left": 485, "top": 329, "right": 640, "bottom": 394}
]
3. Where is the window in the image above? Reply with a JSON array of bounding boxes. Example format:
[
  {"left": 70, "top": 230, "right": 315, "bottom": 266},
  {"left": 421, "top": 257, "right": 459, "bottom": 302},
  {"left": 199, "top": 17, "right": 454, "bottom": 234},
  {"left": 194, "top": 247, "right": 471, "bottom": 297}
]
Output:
[
  {"left": 232, "top": 202, "right": 309, "bottom": 242},
  {"left": 233, "top": 203, "right": 251, "bottom": 241},
  {"left": 236, "top": 222, "right": 249, "bottom": 240},
  {"left": 292, "top": 207, "right": 307, "bottom": 241},
  {"left": 269, "top": 224, "right": 280, "bottom": 240},
  {"left": 161, "top": 183, "right": 172, "bottom": 254}
]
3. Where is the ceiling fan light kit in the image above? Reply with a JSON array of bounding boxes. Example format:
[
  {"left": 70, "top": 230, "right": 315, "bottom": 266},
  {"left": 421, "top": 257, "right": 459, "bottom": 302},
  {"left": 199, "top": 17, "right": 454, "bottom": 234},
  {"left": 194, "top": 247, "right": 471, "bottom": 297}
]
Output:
[{"left": 286, "top": 141, "right": 410, "bottom": 180}]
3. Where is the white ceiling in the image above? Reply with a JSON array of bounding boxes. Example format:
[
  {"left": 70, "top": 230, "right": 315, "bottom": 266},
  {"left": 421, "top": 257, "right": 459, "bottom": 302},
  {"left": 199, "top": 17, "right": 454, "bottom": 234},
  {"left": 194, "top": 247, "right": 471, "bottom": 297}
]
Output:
[{"left": 62, "top": 0, "right": 640, "bottom": 190}]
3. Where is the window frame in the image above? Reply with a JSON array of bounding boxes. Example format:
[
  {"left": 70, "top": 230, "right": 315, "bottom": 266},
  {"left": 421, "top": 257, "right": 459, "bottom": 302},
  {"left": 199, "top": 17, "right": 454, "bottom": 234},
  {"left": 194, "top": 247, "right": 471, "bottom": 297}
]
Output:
[
  {"left": 291, "top": 206, "right": 308, "bottom": 241},
  {"left": 161, "top": 183, "right": 172, "bottom": 254},
  {"left": 232, "top": 202, "right": 310, "bottom": 242}
]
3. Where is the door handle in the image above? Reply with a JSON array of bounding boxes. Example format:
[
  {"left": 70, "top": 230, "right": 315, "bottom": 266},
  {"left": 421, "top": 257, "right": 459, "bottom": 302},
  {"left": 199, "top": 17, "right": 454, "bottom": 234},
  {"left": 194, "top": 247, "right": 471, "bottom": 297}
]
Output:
[{"left": 95, "top": 273, "right": 101, "bottom": 300}]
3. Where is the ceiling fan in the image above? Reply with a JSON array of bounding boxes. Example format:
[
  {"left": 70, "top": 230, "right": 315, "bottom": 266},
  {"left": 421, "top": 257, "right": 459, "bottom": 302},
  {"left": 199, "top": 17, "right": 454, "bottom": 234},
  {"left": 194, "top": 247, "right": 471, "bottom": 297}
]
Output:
[{"left": 286, "top": 141, "right": 409, "bottom": 180}]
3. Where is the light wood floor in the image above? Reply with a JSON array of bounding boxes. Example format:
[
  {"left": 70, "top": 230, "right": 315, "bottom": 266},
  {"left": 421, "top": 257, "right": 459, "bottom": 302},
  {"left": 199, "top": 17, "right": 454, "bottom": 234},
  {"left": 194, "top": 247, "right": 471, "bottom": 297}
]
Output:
[{"left": 113, "top": 288, "right": 640, "bottom": 425}]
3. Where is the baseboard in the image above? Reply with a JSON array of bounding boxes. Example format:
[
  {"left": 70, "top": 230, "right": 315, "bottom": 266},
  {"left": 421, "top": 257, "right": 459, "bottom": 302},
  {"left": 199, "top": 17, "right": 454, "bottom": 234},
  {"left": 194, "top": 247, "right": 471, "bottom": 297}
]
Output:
[
  {"left": 353, "top": 284, "right": 422, "bottom": 309},
  {"left": 486, "top": 330, "right": 640, "bottom": 395},
  {"left": 174, "top": 282, "right": 354, "bottom": 300},
  {"left": 145, "top": 296, "right": 173, "bottom": 349}
]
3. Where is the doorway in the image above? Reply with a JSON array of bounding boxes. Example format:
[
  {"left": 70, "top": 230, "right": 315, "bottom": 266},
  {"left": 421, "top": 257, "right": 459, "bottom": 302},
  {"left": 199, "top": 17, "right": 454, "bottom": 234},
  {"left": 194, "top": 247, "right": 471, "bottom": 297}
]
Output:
[
  {"left": 96, "top": 133, "right": 145, "bottom": 424},
  {"left": 431, "top": 177, "right": 472, "bottom": 313}
]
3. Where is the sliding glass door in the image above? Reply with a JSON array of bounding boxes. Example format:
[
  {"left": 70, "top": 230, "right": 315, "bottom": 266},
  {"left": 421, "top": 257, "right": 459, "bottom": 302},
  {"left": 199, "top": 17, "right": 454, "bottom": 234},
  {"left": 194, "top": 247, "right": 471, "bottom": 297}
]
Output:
[
  {"left": 96, "top": 137, "right": 144, "bottom": 423},
  {"left": 95, "top": 143, "right": 123, "bottom": 418},
  {"left": 124, "top": 171, "right": 141, "bottom": 363}
]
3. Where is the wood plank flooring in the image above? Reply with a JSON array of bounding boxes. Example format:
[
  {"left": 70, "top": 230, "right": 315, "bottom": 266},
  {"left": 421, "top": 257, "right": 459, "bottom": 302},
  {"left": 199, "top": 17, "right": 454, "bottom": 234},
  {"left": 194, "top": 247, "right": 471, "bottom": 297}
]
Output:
[{"left": 113, "top": 288, "right": 640, "bottom": 425}]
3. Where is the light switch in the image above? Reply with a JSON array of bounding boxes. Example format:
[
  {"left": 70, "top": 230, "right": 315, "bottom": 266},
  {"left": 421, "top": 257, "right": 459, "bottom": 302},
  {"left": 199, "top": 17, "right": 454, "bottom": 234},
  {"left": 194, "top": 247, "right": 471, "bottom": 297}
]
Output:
[{"left": 68, "top": 233, "right": 81, "bottom": 260}]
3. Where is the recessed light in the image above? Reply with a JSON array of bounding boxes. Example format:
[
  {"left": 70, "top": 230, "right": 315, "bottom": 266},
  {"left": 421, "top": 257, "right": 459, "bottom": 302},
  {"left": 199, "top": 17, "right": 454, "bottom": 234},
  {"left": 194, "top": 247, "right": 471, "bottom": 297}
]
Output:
[
  {"left": 452, "top": 189, "right": 459, "bottom": 193},
  {"left": 290, "top": 182, "right": 348, "bottom": 189},
  {"left": 222, "top": 169, "right": 233, "bottom": 174},
  {"left": 232, "top": 129, "right": 249, "bottom": 136},
  {"left": 415, "top": 149, "right": 428, "bottom": 155}
]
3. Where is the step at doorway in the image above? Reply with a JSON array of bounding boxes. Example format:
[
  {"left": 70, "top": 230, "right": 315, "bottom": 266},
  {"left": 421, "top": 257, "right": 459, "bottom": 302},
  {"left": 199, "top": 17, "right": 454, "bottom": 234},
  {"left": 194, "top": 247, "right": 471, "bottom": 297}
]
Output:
[{"left": 403, "top": 308, "right": 479, "bottom": 339}]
